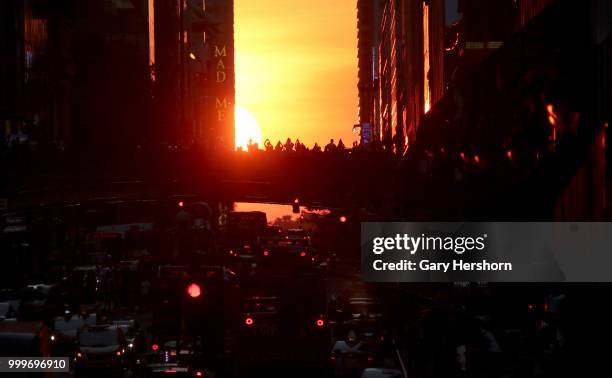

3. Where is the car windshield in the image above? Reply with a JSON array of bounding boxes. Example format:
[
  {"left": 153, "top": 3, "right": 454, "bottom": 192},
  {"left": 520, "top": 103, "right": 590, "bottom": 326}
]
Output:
[
  {"left": 79, "top": 329, "right": 119, "bottom": 346},
  {"left": 54, "top": 318, "right": 84, "bottom": 331}
]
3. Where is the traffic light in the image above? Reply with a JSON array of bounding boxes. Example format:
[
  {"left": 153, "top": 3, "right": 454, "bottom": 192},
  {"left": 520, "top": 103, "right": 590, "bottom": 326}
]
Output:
[{"left": 186, "top": 283, "right": 202, "bottom": 298}]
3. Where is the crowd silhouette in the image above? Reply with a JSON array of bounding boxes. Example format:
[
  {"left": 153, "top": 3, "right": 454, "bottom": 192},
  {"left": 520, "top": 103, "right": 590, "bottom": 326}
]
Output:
[{"left": 239, "top": 137, "right": 387, "bottom": 155}]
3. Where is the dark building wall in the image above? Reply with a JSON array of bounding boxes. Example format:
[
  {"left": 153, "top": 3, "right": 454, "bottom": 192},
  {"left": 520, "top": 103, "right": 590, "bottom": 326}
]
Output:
[
  {"left": 1, "top": 0, "right": 153, "bottom": 148},
  {"left": 70, "top": 0, "right": 151, "bottom": 148},
  {"left": 458, "top": 0, "right": 555, "bottom": 75},
  {"left": 153, "top": 0, "right": 181, "bottom": 144},
  {"left": 0, "top": 0, "right": 21, "bottom": 133}
]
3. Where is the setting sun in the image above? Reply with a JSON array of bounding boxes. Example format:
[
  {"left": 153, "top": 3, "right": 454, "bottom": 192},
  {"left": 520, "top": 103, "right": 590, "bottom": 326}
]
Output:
[
  {"left": 235, "top": 105, "right": 262, "bottom": 150},
  {"left": 234, "top": 0, "right": 358, "bottom": 147}
]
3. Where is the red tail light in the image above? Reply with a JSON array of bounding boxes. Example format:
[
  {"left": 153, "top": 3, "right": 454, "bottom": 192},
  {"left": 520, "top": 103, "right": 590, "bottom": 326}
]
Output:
[
  {"left": 339, "top": 215, "right": 347, "bottom": 223},
  {"left": 263, "top": 250, "right": 269, "bottom": 256},
  {"left": 367, "top": 356, "right": 374, "bottom": 363},
  {"left": 300, "top": 251, "right": 306, "bottom": 257},
  {"left": 178, "top": 201, "right": 184, "bottom": 208},
  {"left": 195, "top": 371, "right": 204, "bottom": 377}
]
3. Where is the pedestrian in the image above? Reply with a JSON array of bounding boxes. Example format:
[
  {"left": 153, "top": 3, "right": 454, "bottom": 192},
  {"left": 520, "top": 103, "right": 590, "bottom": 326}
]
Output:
[
  {"left": 264, "top": 139, "right": 273, "bottom": 152},
  {"left": 324, "top": 139, "right": 336, "bottom": 152},
  {"left": 275, "top": 140, "right": 283, "bottom": 152},
  {"left": 337, "top": 139, "right": 346, "bottom": 151}
]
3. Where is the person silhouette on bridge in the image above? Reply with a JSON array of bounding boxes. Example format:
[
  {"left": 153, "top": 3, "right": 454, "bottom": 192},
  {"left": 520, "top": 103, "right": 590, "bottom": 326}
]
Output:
[
  {"left": 324, "top": 139, "right": 336, "bottom": 153},
  {"left": 247, "top": 138, "right": 259, "bottom": 152},
  {"left": 264, "top": 139, "right": 273, "bottom": 152},
  {"left": 284, "top": 138, "right": 294, "bottom": 152},
  {"left": 312, "top": 142, "right": 322, "bottom": 152},
  {"left": 337, "top": 139, "right": 346, "bottom": 151},
  {"left": 275, "top": 140, "right": 283, "bottom": 152}
]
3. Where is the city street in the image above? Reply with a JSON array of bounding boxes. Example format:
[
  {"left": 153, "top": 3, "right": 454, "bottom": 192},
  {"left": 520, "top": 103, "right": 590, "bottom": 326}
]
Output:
[{"left": 1, "top": 0, "right": 611, "bottom": 377}]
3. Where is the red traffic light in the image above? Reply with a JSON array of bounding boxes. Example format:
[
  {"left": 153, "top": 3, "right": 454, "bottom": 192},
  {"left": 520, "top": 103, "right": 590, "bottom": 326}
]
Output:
[
  {"left": 300, "top": 251, "right": 306, "bottom": 257},
  {"left": 245, "top": 317, "right": 254, "bottom": 326},
  {"left": 178, "top": 201, "right": 185, "bottom": 208},
  {"left": 187, "top": 283, "right": 202, "bottom": 298},
  {"left": 316, "top": 318, "right": 325, "bottom": 327},
  {"left": 151, "top": 343, "right": 159, "bottom": 351},
  {"left": 195, "top": 371, "right": 204, "bottom": 377},
  {"left": 339, "top": 215, "right": 347, "bottom": 223},
  {"left": 263, "top": 250, "right": 269, "bottom": 257}
]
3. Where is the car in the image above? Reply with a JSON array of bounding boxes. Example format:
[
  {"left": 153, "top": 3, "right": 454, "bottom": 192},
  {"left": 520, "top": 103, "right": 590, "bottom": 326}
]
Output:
[
  {"left": 140, "top": 340, "right": 208, "bottom": 377},
  {"left": 18, "top": 284, "right": 65, "bottom": 321},
  {"left": 112, "top": 319, "right": 143, "bottom": 355},
  {"left": 74, "top": 325, "right": 127, "bottom": 373},
  {"left": 50, "top": 314, "right": 87, "bottom": 355},
  {"left": 344, "top": 297, "right": 384, "bottom": 327},
  {"left": 240, "top": 296, "right": 280, "bottom": 340},
  {"left": 0, "top": 321, "right": 51, "bottom": 358},
  {"left": 257, "top": 236, "right": 316, "bottom": 264},
  {"left": 330, "top": 333, "right": 377, "bottom": 376}
]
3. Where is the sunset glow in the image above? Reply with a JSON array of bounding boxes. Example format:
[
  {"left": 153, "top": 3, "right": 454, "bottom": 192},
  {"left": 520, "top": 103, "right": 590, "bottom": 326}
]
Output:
[
  {"left": 235, "top": 0, "right": 358, "bottom": 147},
  {"left": 235, "top": 105, "right": 262, "bottom": 150}
]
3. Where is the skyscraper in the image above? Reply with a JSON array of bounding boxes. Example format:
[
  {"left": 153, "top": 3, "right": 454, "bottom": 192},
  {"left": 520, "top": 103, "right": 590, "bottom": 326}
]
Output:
[
  {"left": 154, "top": 0, "right": 234, "bottom": 150},
  {"left": 357, "top": 0, "right": 445, "bottom": 153}
]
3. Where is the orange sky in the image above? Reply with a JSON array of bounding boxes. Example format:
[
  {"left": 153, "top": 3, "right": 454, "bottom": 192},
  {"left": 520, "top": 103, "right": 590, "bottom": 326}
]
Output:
[{"left": 235, "top": 0, "right": 359, "bottom": 148}]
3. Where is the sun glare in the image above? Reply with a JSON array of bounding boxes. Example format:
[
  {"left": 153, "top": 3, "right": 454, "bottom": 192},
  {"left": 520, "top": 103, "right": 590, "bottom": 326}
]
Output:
[{"left": 235, "top": 105, "right": 262, "bottom": 150}]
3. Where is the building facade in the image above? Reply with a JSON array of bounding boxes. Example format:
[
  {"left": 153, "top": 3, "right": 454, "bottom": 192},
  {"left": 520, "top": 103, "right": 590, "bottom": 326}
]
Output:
[
  {"left": 459, "top": 0, "right": 554, "bottom": 75},
  {"left": 357, "top": 0, "right": 445, "bottom": 153},
  {"left": 0, "top": 0, "right": 235, "bottom": 151},
  {"left": 357, "top": 0, "right": 555, "bottom": 154}
]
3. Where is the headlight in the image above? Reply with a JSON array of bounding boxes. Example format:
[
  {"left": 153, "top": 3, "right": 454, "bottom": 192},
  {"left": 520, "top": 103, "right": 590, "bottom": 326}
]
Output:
[
  {"left": 115, "top": 350, "right": 122, "bottom": 356},
  {"left": 128, "top": 343, "right": 134, "bottom": 349},
  {"left": 50, "top": 335, "right": 55, "bottom": 341},
  {"left": 76, "top": 352, "right": 83, "bottom": 358}
]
